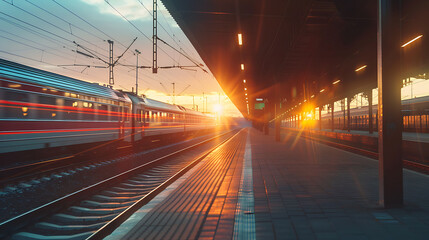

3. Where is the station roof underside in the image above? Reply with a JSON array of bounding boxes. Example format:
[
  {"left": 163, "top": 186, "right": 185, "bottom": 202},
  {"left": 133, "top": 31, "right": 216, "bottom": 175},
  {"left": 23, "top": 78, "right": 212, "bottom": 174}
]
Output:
[{"left": 161, "top": 0, "right": 429, "bottom": 117}]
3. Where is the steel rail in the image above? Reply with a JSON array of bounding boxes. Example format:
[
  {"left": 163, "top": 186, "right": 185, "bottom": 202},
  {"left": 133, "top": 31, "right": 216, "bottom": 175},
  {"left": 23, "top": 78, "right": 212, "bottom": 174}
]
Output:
[
  {"left": 0, "top": 128, "right": 238, "bottom": 239},
  {"left": 0, "top": 129, "right": 219, "bottom": 185},
  {"left": 87, "top": 129, "right": 244, "bottom": 239}
]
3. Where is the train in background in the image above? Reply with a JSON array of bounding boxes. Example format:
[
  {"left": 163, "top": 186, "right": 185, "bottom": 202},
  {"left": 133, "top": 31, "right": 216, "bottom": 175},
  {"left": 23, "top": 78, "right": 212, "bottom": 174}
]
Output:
[
  {"left": 318, "top": 96, "right": 429, "bottom": 133},
  {"left": 282, "top": 96, "right": 429, "bottom": 133},
  {"left": 0, "top": 58, "right": 215, "bottom": 154}
]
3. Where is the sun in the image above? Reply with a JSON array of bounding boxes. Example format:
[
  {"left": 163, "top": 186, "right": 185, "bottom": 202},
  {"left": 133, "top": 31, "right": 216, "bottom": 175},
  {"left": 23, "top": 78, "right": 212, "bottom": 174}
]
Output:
[{"left": 213, "top": 104, "right": 223, "bottom": 114}]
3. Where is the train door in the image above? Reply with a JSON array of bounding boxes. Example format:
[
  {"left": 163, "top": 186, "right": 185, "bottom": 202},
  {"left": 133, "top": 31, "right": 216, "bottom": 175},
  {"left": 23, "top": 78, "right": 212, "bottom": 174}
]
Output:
[
  {"left": 119, "top": 106, "right": 125, "bottom": 139},
  {"left": 183, "top": 113, "right": 187, "bottom": 132},
  {"left": 131, "top": 106, "right": 136, "bottom": 143},
  {"left": 141, "top": 109, "right": 145, "bottom": 138}
]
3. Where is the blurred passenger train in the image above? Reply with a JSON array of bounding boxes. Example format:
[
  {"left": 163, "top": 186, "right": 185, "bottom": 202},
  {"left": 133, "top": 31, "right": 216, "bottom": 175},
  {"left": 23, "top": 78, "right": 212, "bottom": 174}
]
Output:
[
  {"left": 317, "top": 96, "right": 429, "bottom": 133},
  {"left": 0, "top": 59, "right": 214, "bottom": 154}
]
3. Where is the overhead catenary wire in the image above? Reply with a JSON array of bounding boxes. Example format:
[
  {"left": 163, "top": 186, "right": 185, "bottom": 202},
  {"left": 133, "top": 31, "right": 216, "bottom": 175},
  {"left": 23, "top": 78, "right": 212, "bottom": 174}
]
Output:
[
  {"left": 136, "top": 0, "right": 198, "bottom": 60},
  {"left": 104, "top": 0, "right": 208, "bottom": 88},
  {"left": 157, "top": 37, "right": 208, "bottom": 73},
  {"left": 2, "top": 0, "right": 110, "bottom": 59},
  {"left": 50, "top": 0, "right": 152, "bottom": 65},
  {"left": 0, "top": 35, "right": 78, "bottom": 63},
  {"left": 53, "top": 0, "right": 207, "bottom": 92},
  {"left": 51, "top": 0, "right": 129, "bottom": 50},
  {"left": 158, "top": 8, "right": 198, "bottom": 60},
  {"left": 3, "top": 1, "right": 146, "bottom": 73},
  {"left": 0, "top": 0, "right": 213, "bottom": 98},
  {"left": 0, "top": 13, "right": 139, "bottom": 76},
  {"left": 141, "top": 0, "right": 210, "bottom": 92},
  {"left": 103, "top": 0, "right": 179, "bottom": 65},
  {"left": 0, "top": 15, "right": 77, "bottom": 51},
  {"left": 0, "top": 28, "right": 75, "bottom": 57},
  {"left": 0, "top": 50, "right": 92, "bottom": 75},
  {"left": 24, "top": 0, "right": 106, "bottom": 43}
]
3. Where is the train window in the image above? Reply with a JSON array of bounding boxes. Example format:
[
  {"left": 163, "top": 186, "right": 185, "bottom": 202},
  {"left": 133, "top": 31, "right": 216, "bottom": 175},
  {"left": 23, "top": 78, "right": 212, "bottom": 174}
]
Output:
[
  {"left": 118, "top": 106, "right": 125, "bottom": 122},
  {"left": 144, "top": 111, "right": 148, "bottom": 123},
  {"left": 153, "top": 111, "right": 157, "bottom": 122},
  {"left": 141, "top": 110, "right": 144, "bottom": 123},
  {"left": 38, "top": 96, "right": 58, "bottom": 119},
  {"left": 3, "top": 90, "right": 30, "bottom": 119},
  {"left": 4, "top": 90, "right": 29, "bottom": 102},
  {"left": 111, "top": 106, "right": 119, "bottom": 121},
  {"left": 124, "top": 107, "right": 129, "bottom": 121},
  {"left": 98, "top": 104, "right": 108, "bottom": 121},
  {"left": 64, "top": 100, "right": 78, "bottom": 120},
  {"left": 82, "top": 102, "right": 94, "bottom": 121},
  {"left": 135, "top": 109, "right": 140, "bottom": 122}
]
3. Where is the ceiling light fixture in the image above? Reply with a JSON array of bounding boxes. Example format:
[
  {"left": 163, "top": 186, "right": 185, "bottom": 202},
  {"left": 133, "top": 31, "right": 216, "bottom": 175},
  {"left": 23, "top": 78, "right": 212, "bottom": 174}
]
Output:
[
  {"left": 401, "top": 35, "right": 423, "bottom": 47},
  {"left": 241, "top": 64, "right": 245, "bottom": 70},
  {"left": 320, "top": 89, "right": 325, "bottom": 93},
  {"left": 238, "top": 33, "right": 243, "bottom": 45},
  {"left": 355, "top": 65, "right": 367, "bottom": 72},
  {"left": 333, "top": 79, "right": 341, "bottom": 85}
]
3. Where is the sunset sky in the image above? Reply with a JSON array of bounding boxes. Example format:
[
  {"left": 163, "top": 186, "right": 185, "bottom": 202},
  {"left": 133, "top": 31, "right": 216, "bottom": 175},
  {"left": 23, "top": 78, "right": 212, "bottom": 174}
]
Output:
[{"left": 0, "top": 0, "right": 243, "bottom": 117}]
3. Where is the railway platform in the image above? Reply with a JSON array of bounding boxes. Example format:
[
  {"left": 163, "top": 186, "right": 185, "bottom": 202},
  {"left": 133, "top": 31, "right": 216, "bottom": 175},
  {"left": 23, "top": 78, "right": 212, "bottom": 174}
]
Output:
[{"left": 106, "top": 128, "right": 429, "bottom": 240}]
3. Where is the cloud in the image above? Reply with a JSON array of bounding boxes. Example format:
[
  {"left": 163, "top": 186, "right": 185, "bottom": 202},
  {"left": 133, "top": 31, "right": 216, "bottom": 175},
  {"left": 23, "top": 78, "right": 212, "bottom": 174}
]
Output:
[{"left": 82, "top": 0, "right": 152, "bottom": 21}]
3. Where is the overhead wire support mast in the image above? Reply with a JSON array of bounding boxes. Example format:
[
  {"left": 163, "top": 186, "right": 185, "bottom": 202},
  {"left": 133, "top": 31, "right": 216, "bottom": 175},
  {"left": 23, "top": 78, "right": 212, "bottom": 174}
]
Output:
[
  {"left": 135, "top": 49, "right": 141, "bottom": 95},
  {"left": 68, "top": 38, "right": 138, "bottom": 85},
  {"left": 153, "top": 0, "right": 158, "bottom": 73},
  {"left": 108, "top": 40, "right": 114, "bottom": 85}
]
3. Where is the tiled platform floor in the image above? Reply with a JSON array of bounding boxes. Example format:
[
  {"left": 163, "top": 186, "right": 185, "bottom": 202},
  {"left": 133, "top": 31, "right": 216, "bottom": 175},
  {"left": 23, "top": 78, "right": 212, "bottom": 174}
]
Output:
[
  {"left": 108, "top": 128, "right": 429, "bottom": 239},
  {"left": 253, "top": 128, "right": 429, "bottom": 239}
]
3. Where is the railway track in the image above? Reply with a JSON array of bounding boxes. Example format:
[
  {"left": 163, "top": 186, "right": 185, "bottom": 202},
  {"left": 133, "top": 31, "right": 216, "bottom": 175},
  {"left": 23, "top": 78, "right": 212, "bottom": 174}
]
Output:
[
  {"left": 0, "top": 129, "right": 239, "bottom": 240},
  {"left": 0, "top": 129, "right": 224, "bottom": 186},
  {"left": 287, "top": 130, "right": 429, "bottom": 174}
]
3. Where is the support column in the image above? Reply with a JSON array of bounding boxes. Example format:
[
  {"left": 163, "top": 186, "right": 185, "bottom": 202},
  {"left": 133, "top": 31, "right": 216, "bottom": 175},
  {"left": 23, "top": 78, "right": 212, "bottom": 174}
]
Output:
[
  {"left": 368, "top": 90, "right": 374, "bottom": 134},
  {"left": 297, "top": 114, "right": 300, "bottom": 128},
  {"left": 347, "top": 97, "right": 351, "bottom": 132},
  {"left": 275, "top": 104, "right": 280, "bottom": 142},
  {"left": 319, "top": 107, "right": 322, "bottom": 130},
  {"left": 343, "top": 99, "right": 346, "bottom": 130},
  {"left": 331, "top": 102, "right": 335, "bottom": 131},
  {"left": 377, "top": 0, "right": 403, "bottom": 207}
]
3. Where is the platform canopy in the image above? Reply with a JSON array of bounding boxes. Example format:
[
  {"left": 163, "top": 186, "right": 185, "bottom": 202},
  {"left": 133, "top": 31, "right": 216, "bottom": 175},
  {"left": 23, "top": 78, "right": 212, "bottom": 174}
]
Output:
[{"left": 162, "top": 0, "right": 428, "bottom": 118}]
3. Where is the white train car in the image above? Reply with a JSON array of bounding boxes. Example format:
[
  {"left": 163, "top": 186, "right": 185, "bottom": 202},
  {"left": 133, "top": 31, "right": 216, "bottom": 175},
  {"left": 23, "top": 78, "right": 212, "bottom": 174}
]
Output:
[{"left": 0, "top": 59, "right": 132, "bottom": 154}]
